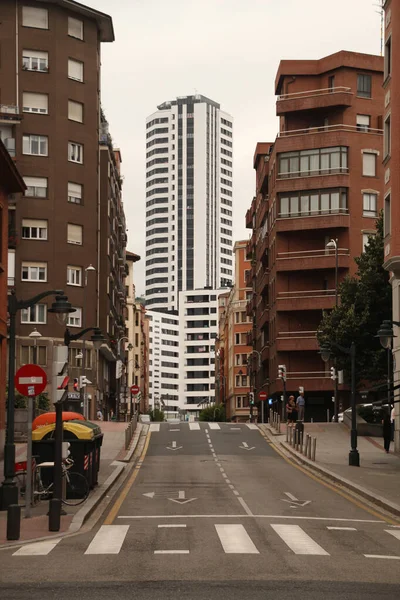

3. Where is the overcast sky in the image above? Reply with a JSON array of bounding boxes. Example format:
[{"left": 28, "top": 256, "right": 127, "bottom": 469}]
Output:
[{"left": 90, "top": 0, "right": 382, "bottom": 295}]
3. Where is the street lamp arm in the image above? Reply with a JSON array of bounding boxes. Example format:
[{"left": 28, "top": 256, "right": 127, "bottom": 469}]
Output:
[
  {"left": 64, "top": 327, "right": 97, "bottom": 346},
  {"left": 11, "top": 289, "right": 65, "bottom": 312}
]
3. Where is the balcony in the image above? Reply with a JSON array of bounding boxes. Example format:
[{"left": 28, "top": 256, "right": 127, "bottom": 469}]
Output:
[
  {"left": 276, "top": 330, "right": 319, "bottom": 352},
  {"left": 276, "top": 87, "right": 353, "bottom": 116},
  {"left": 256, "top": 267, "right": 269, "bottom": 295},
  {"left": 276, "top": 209, "right": 350, "bottom": 233},
  {"left": 0, "top": 105, "right": 22, "bottom": 124},
  {"left": 269, "top": 371, "right": 334, "bottom": 395},
  {"left": 277, "top": 122, "right": 383, "bottom": 140},
  {"left": 258, "top": 305, "right": 270, "bottom": 329},
  {"left": 276, "top": 247, "right": 350, "bottom": 272},
  {"left": 277, "top": 289, "right": 336, "bottom": 312},
  {"left": 246, "top": 238, "right": 255, "bottom": 260},
  {"left": 246, "top": 197, "right": 256, "bottom": 229}
]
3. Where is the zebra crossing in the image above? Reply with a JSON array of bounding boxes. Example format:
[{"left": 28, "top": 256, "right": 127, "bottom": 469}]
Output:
[
  {"left": 11, "top": 523, "right": 400, "bottom": 559},
  {"left": 149, "top": 423, "right": 258, "bottom": 432}
]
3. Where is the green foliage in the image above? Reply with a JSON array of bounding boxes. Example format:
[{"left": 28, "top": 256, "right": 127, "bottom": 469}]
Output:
[
  {"left": 6, "top": 386, "right": 50, "bottom": 411},
  {"left": 199, "top": 405, "right": 226, "bottom": 422},
  {"left": 317, "top": 212, "right": 392, "bottom": 387},
  {"left": 148, "top": 408, "right": 165, "bottom": 422}
]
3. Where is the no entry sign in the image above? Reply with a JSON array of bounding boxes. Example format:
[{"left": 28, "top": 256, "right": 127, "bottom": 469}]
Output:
[
  {"left": 130, "top": 384, "right": 140, "bottom": 396},
  {"left": 259, "top": 391, "right": 268, "bottom": 401},
  {"left": 15, "top": 364, "right": 47, "bottom": 397}
]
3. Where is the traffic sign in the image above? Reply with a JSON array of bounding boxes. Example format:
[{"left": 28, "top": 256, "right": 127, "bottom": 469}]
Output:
[
  {"left": 15, "top": 364, "right": 47, "bottom": 397},
  {"left": 259, "top": 391, "right": 267, "bottom": 401},
  {"left": 130, "top": 384, "right": 140, "bottom": 395}
]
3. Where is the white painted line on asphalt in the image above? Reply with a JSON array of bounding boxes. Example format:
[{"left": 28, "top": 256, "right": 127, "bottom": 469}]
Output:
[
  {"left": 228, "top": 484, "right": 235, "bottom": 489},
  {"left": 222, "top": 473, "right": 228, "bottom": 478},
  {"left": 150, "top": 423, "right": 160, "bottom": 432},
  {"left": 220, "top": 467, "right": 225, "bottom": 473},
  {"left": 233, "top": 491, "right": 240, "bottom": 496},
  {"left": 225, "top": 479, "right": 231, "bottom": 484},
  {"left": 215, "top": 524, "right": 259, "bottom": 554},
  {"left": 212, "top": 453, "right": 217, "bottom": 458},
  {"left": 13, "top": 539, "right": 62, "bottom": 556},
  {"left": 154, "top": 550, "right": 190, "bottom": 554},
  {"left": 285, "top": 492, "right": 299, "bottom": 502},
  {"left": 327, "top": 527, "right": 357, "bottom": 531},
  {"left": 208, "top": 423, "right": 221, "bottom": 430},
  {"left": 246, "top": 424, "right": 259, "bottom": 430},
  {"left": 216, "top": 463, "right": 222, "bottom": 467},
  {"left": 364, "top": 554, "right": 400, "bottom": 560},
  {"left": 117, "top": 515, "right": 384, "bottom": 522},
  {"left": 271, "top": 524, "right": 329, "bottom": 555},
  {"left": 84, "top": 525, "right": 129, "bottom": 555},
  {"left": 238, "top": 497, "right": 253, "bottom": 516},
  {"left": 158, "top": 524, "right": 187, "bottom": 528},
  {"left": 230, "top": 427, "right": 241, "bottom": 430},
  {"left": 386, "top": 530, "right": 400, "bottom": 541},
  {"left": 169, "top": 429, "right": 180, "bottom": 432},
  {"left": 189, "top": 423, "right": 201, "bottom": 430}
]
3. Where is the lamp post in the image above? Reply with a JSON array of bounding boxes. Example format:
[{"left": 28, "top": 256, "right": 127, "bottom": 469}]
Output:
[
  {"left": 319, "top": 341, "right": 359, "bottom": 466},
  {"left": 326, "top": 238, "right": 339, "bottom": 424},
  {"left": 0, "top": 291, "right": 73, "bottom": 510},
  {"left": 81, "top": 265, "right": 96, "bottom": 419},
  {"left": 115, "top": 336, "right": 131, "bottom": 421},
  {"left": 377, "top": 320, "right": 399, "bottom": 410}
]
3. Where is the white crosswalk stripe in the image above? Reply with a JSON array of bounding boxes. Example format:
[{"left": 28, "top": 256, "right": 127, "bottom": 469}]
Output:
[
  {"left": 246, "top": 424, "right": 259, "bottom": 430},
  {"left": 215, "top": 524, "right": 259, "bottom": 554},
  {"left": 386, "top": 529, "right": 400, "bottom": 541},
  {"left": 189, "top": 423, "right": 201, "bottom": 430},
  {"left": 208, "top": 423, "right": 221, "bottom": 430},
  {"left": 271, "top": 524, "right": 329, "bottom": 556},
  {"left": 150, "top": 423, "right": 160, "bottom": 432},
  {"left": 13, "top": 539, "right": 62, "bottom": 556},
  {"left": 84, "top": 525, "right": 129, "bottom": 555}
]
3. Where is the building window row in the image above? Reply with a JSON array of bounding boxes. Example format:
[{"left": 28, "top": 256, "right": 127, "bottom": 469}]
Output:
[
  {"left": 278, "top": 146, "right": 348, "bottom": 179},
  {"left": 146, "top": 197, "right": 168, "bottom": 208},
  {"left": 146, "top": 147, "right": 169, "bottom": 158},
  {"left": 22, "top": 6, "right": 84, "bottom": 40},
  {"left": 147, "top": 157, "right": 169, "bottom": 168},
  {"left": 221, "top": 178, "right": 232, "bottom": 187},
  {"left": 279, "top": 188, "right": 347, "bottom": 218},
  {"left": 146, "top": 167, "right": 169, "bottom": 178},
  {"left": 146, "top": 117, "right": 168, "bottom": 129},
  {"left": 221, "top": 168, "right": 232, "bottom": 177},
  {"left": 146, "top": 137, "right": 169, "bottom": 149},
  {"left": 221, "top": 138, "right": 232, "bottom": 148},
  {"left": 221, "top": 118, "right": 232, "bottom": 128},
  {"left": 221, "top": 158, "right": 232, "bottom": 168},
  {"left": 146, "top": 127, "right": 169, "bottom": 139},
  {"left": 221, "top": 147, "right": 232, "bottom": 158},
  {"left": 221, "top": 127, "right": 232, "bottom": 137}
]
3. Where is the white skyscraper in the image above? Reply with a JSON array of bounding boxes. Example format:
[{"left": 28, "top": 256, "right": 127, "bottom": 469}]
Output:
[{"left": 145, "top": 94, "right": 234, "bottom": 311}]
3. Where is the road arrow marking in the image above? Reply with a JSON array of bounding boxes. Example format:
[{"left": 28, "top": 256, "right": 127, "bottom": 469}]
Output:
[
  {"left": 143, "top": 492, "right": 156, "bottom": 499},
  {"left": 168, "top": 490, "right": 197, "bottom": 505},
  {"left": 239, "top": 442, "right": 255, "bottom": 450},
  {"left": 285, "top": 492, "right": 299, "bottom": 501},
  {"left": 167, "top": 440, "right": 183, "bottom": 451},
  {"left": 282, "top": 498, "right": 311, "bottom": 508}
]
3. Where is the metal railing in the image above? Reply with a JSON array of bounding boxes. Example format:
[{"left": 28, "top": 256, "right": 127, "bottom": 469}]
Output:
[
  {"left": 277, "top": 248, "right": 349, "bottom": 260},
  {"left": 278, "top": 123, "right": 383, "bottom": 137},
  {"left": 278, "top": 289, "right": 336, "bottom": 299},
  {"left": 278, "top": 86, "right": 352, "bottom": 101},
  {"left": 125, "top": 415, "right": 138, "bottom": 450},
  {"left": 0, "top": 104, "right": 19, "bottom": 114},
  {"left": 277, "top": 330, "right": 317, "bottom": 338},
  {"left": 277, "top": 207, "right": 349, "bottom": 219}
]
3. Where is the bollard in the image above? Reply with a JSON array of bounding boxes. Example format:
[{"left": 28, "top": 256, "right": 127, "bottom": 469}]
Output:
[
  {"left": 278, "top": 415, "right": 281, "bottom": 434},
  {"left": 307, "top": 435, "right": 312, "bottom": 460},
  {"left": 327, "top": 409, "right": 330, "bottom": 423},
  {"left": 48, "top": 498, "right": 61, "bottom": 532},
  {"left": 7, "top": 504, "right": 21, "bottom": 541},
  {"left": 286, "top": 423, "right": 289, "bottom": 443},
  {"left": 300, "top": 431, "right": 304, "bottom": 454},
  {"left": 312, "top": 437, "right": 317, "bottom": 461}
]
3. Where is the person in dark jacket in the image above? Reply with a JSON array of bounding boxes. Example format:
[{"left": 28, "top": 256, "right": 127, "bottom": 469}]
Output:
[{"left": 382, "top": 410, "right": 392, "bottom": 454}]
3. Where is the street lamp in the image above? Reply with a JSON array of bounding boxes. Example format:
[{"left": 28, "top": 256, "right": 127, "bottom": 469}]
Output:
[
  {"left": 377, "top": 320, "right": 399, "bottom": 410},
  {"left": 326, "top": 238, "right": 339, "bottom": 423},
  {"left": 115, "top": 336, "right": 131, "bottom": 421},
  {"left": 79, "top": 265, "right": 96, "bottom": 418},
  {"left": 0, "top": 290, "right": 73, "bottom": 510},
  {"left": 319, "top": 341, "right": 359, "bottom": 466}
]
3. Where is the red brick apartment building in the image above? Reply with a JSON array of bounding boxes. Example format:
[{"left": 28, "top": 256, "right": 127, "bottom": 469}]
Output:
[
  {"left": 246, "top": 51, "right": 384, "bottom": 421},
  {"left": 0, "top": 140, "right": 26, "bottom": 457},
  {"left": 383, "top": 2, "right": 400, "bottom": 450}
]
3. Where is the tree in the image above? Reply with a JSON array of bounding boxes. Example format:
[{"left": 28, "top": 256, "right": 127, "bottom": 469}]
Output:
[
  {"left": 199, "top": 405, "right": 226, "bottom": 422},
  {"left": 148, "top": 408, "right": 165, "bottom": 422},
  {"left": 317, "top": 212, "right": 392, "bottom": 387}
]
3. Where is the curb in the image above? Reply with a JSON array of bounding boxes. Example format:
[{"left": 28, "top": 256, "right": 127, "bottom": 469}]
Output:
[{"left": 279, "top": 439, "right": 400, "bottom": 519}]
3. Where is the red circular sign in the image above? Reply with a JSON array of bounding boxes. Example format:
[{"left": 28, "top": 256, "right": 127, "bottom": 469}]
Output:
[
  {"left": 130, "top": 385, "right": 140, "bottom": 395},
  {"left": 15, "top": 364, "right": 47, "bottom": 397},
  {"left": 259, "top": 391, "right": 268, "bottom": 401}
]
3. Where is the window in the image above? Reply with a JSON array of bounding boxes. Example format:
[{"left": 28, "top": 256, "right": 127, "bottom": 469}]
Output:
[
  {"left": 21, "top": 345, "right": 47, "bottom": 366},
  {"left": 21, "top": 304, "right": 46, "bottom": 324},
  {"left": 23, "top": 176, "right": 47, "bottom": 198},
  {"left": 22, "top": 135, "right": 48, "bottom": 156},
  {"left": 384, "top": 113, "right": 391, "bottom": 158},
  {"left": 384, "top": 193, "right": 391, "bottom": 237},
  {"left": 22, "top": 6, "right": 48, "bottom": 29},
  {"left": 363, "top": 232, "right": 376, "bottom": 251},
  {"left": 356, "top": 114, "right": 370, "bottom": 132},
  {"left": 279, "top": 188, "right": 347, "bottom": 217},
  {"left": 362, "top": 152, "right": 376, "bottom": 177},
  {"left": 67, "top": 223, "right": 82, "bottom": 245},
  {"left": 22, "top": 93, "right": 48, "bottom": 114},
  {"left": 22, "top": 219, "right": 48, "bottom": 240},
  {"left": 385, "top": 35, "right": 392, "bottom": 81},
  {"left": 328, "top": 75, "right": 335, "bottom": 91},
  {"left": 278, "top": 146, "right": 348, "bottom": 178},
  {"left": 67, "top": 307, "right": 82, "bottom": 328},
  {"left": 21, "top": 262, "right": 47, "bottom": 282},
  {"left": 357, "top": 74, "right": 372, "bottom": 98},
  {"left": 68, "top": 59, "right": 83, "bottom": 82},
  {"left": 363, "top": 193, "right": 378, "bottom": 217},
  {"left": 67, "top": 266, "right": 82, "bottom": 286},
  {"left": 22, "top": 50, "right": 48, "bottom": 72},
  {"left": 68, "top": 182, "right": 82, "bottom": 204},
  {"left": 68, "top": 17, "right": 83, "bottom": 40},
  {"left": 68, "top": 142, "right": 83, "bottom": 163},
  {"left": 68, "top": 100, "right": 83, "bottom": 123},
  {"left": 235, "top": 374, "right": 248, "bottom": 387}
]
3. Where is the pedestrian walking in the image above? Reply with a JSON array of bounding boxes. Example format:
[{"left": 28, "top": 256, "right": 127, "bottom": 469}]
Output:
[
  {"left": 382, "top": 410, "right": 392, "bottom": 454},
  {"left": 296, "top": 391, "right": 305, "bottom": 421},
  {"left": 96, "top": 409, "right": 103, "bottom": 421},
  {"left": 286, "top": 396, "right": 295, "bottom": 424}
]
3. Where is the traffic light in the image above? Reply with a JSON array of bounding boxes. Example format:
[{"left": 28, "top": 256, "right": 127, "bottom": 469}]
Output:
[
  {"left": 62, "top": 442, "right": 71, "bottom": 460},
  {"left": 52, "top": 345, "right": 69, "bottom": 403},
  {"left": 73, "top": 378, "right": 79, "bottom": 392},
  {"left": 278, "top": 364, "right": 287, "bottom": 381},
  {"left": 330, "top": 366, "right": 336, "bottom": 380},
  {"left": 249, "top": 392, "right": 255, "bottom": 405}
]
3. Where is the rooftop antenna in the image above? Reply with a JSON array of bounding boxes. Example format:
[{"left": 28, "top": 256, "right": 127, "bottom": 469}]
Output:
[{"left": 373, "top": 1, "right": 384, "bottom": 56}]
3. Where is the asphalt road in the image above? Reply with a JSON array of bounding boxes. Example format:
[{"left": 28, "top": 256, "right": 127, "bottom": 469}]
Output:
[{"left": 1, "top": 422, "right": 400, "bottom": 599}]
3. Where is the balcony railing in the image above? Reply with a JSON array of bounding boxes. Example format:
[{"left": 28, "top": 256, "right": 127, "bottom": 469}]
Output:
[
  {"left": 277, "top": 330, "right": 317, "bottom": 338},
  {"left": 278, "top": 86, "right": 352, "bottom": 101},
  {"left": 0, "top": 104, "right": 20, "bottom": 115},
  {"left": 278, "top": 123, "right": 383, "bottom": 138},
  {"left": 278, "top": 207, "right": 349, "bottom": 219},
  {"left": 277, "top": 247, "right": 349, "bottom": 260},
  {"left": 278, "top": 289, "right": 335, "bottom": 300}
]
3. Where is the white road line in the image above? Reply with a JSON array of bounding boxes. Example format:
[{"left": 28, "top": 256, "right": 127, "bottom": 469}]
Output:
[
  {"left": 225, "top": 479, "right": 231, "bottom": 484},
  {"left": 386, "top": 530, "right": 400, "bottom": 541},
  {"left": 189, "top": 423, "right": 200, "bottom": 430},
  {"left": 208, "top": 423, "right": 221, "bottom": 430},
  {"left": 158, "top": 524, "right": 187, "bottom": 528},
  {"left": 246, "top": 424, "right": 259, "bottom": 430},
  {"left": 13, "top": 539, "right": 62, "bottom": 556},
  {"left": 216, "top": 463, "right": 222, "bottom": 467},
  {"left": 117, "top": 515, "right": 383, "bottom": 522},
  {"left": 154, "top": 550, "right": 190, "bottom": 555},
  {"left": 150, "top": 423, "right": 160, "bottom": 432},
  {"left": 271, "top": 524, "right": 329, "bottom": 555},
  {"left": 84, "top": 525, "right": 129, "bottom": 555},
  {"left": 233, "top": 491, "right": 240, "bottom": 496},
  {"left": 230, "top": 427, "right": 241, "bottom": 430},
  {"left": 169, "top": 429, "right": 180, "bottom": 432},
  {"left": 364, "top": 554, "right": 400, "bottom": 560},
  {"left": 222, "top": 473, "right": 228, "bottom": 479},
  {"left": 327, "top": 527, "right": 357, "bottom": 531},
  {"left": 285, "top": 492, "right": 298, "bottom": 502},
  {"left": 215, "top": 524, "right": 259, "bottom": 554},
  {"left": 238, "top": 497, "right": 253, "bottom": 516},
  {"left": 229, "top": 485, "right": 235, "bottom": 489}
]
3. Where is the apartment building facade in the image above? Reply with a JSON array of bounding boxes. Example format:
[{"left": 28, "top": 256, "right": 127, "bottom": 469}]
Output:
[
  {"left": 246, "top": 51, "right": 384, "bottom": 420},
  {"left": 0, "top": 1, "right": 125, "bottom": 419},
  {"left": 145, "top": 94, "right": 234, "bottom": 311},
  {"left": 216, "top": 241, "right": 253, "bottom": 422},
  {"left": 383, "top": 1, "right": 399, "bottom": 451}
]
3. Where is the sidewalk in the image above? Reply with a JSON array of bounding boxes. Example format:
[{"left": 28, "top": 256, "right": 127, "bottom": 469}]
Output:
[
  {"left": 0, "top": 420, "right": 141, "bottom": 546},
  {"left": 260, "top": 422, "right": 400, "bottom": 516}
]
